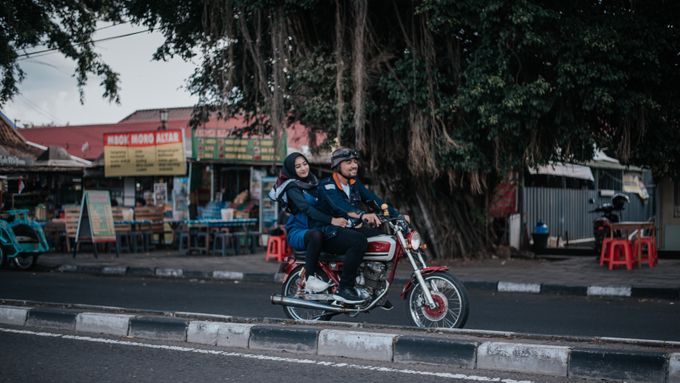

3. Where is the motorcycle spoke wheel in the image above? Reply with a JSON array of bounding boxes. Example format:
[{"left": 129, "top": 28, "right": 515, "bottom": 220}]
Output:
[
  {"left": 281, "top": 267, "right": 333, "bottom": 321},
  {"left": 13, "top": 254, "right": 37, "bottom": 270},
  {"left": 407, "top": 272, "right": 469, "bottom": 329}
]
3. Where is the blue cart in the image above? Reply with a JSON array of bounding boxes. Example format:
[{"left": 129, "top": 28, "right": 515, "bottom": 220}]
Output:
[{"left": 0, "top": 209, "right": 49, "bottom": 270}]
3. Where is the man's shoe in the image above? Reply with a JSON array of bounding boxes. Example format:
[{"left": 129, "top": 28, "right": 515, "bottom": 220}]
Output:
[
  {"left": 334, "top": 287, "right": 365, "bottom": 304},
  {"left": 304, "top": 275, "right": 332, "bottom": 293}
]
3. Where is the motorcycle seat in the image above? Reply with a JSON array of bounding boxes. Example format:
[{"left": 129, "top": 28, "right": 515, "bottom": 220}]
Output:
[{"left": 293, "top": 249, "right": 345, "bottom": 263}]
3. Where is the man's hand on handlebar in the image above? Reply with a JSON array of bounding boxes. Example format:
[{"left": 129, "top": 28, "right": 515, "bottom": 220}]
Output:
[{"left": 362, "top": 213, "right": 381, "bottom": 227}]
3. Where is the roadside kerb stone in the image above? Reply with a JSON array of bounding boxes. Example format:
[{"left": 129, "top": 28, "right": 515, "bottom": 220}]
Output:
[
  {"left": 477, "top": 342, "right": 569, "bottom": 376},
  {"left": 26, "top": 308, "right": 77, "bottom": 331},
  {"left": 318, "top": 329, "right": 396, "bottom": 362},
  {"left": 155, "top": 268, "right": 183, "bottom": 278},
  {"left": 568, "top": 348, "right": 667, "bottom": 382},
  {"left": 497, "top": 281, "right": 541, "bottom": 294},
  {"left": 101, "top": 266, "right": 127, "bottom": 276},
  {"left": 669, "top": 353, "right": 680, "bottom": 383},
  {"left": 186, "top": 321, "right": 253, "bottom": 347},
  {"left": 212, "top": 271, "right": 244, "bottom": 280},
  {"left": 127, "top": 267, "right": 155, "bottom": 277},
  {"left": 394, "top": 336, "right": 476, "bottom": 368},
  {"left": 0, "top": 305, "right": 29, "bottom": 326},
  {"left": 217, "top": 323, "right": 254, "bottom": 348},
  {"left": 249, "top": 326, "right": 318, "bottom": 354},
  {"left": 76, "top": 312, "right": 132, "bottom": 337},
  {"left": 631, "top": 287, "right": 680, "bottom": 300},
  {"left": 587, "top": 286, "right": 632, "bottom": 297},
  {"left": 187, "top": 321, "right": 223, "bottom": 345},
  {"left": 129, "top": 316, "right": 188, "bottom": 341},
  {"left": 58, "top": 264, "right": 78, "bottom": 272}
]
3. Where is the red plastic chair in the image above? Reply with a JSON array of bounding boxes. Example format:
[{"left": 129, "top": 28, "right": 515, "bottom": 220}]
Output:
[
  {"left": 603, "top": 239, "right": 635, "bottom": 270},
  {"left": 265, "top": 235, "right": 288, "bottom": 262},
  {"left": 599, "top": 237, "right": 615, "bottom": 266},
  {"left": 634, "top": 237, "right": 658, "bottom": 268}
]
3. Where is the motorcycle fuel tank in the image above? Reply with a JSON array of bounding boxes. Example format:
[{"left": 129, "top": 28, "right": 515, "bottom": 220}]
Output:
[{"left": 364, "top": 235, "right": 396, "bottom": 261}]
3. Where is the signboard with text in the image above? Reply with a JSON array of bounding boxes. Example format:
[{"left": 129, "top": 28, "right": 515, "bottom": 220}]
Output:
[
  {"left": 75, "top": 190, "right": 116, "bottom": 243},
  {"left": 192, "top": 128, "right": 284, "bottom": 163},
  {"left": 104, "top": 130, "right": 186, "bottom": 177}
]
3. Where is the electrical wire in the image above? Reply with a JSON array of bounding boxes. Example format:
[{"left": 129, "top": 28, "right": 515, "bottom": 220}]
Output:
[{"left": 17, "top": 28, "right": 152, "bottom": 60}]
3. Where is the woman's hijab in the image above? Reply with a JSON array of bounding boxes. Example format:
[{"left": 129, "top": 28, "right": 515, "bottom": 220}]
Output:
[{"left": 276, "top": 152, "right": 318, "bottom": 190}]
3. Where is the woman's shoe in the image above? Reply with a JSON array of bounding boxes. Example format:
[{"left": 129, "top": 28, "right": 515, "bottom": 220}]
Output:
[{"left": 304, "top": 275, "right": 332, "bottom": 293}]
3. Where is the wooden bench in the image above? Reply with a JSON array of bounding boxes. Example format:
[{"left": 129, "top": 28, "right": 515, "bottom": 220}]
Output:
[{"left": 63, "top": 206, "right": 81, "bottom": 253}]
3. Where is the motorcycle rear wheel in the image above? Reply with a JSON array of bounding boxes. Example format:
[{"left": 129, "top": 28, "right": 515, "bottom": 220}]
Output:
[
  {"left": 13, "top": 254, "right": 37, "bottom": 270},
  {"left": 281, "top": 266, "right": 334, "bottom": 321},
  {"left": 407, "top": 271, "right": 469, "bottom": 328}
]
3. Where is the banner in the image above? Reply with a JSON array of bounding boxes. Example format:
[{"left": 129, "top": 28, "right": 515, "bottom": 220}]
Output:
[
  {"left": 104, "top": 130, "right": 186, "bottom": 177},
  {"left": 192, "top": 128, "right": 284, "bottom": 163}
]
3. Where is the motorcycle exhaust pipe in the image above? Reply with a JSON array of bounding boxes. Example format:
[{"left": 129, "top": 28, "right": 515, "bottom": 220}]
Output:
[{"left": 270, "top": 294, "right": 357, "bottom": 313}]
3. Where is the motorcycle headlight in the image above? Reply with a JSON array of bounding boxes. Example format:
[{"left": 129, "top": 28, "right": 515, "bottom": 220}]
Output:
[{"left": 408, "top": 231, "right": 421, "bottom": 249}]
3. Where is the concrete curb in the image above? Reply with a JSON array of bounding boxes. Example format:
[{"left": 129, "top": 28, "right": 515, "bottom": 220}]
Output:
[
  {"left": 1, "top": 303, "right": 678, "bottom": 382},
  {"left": 54, "top": 264, "right": 680, "bottom": 300}
]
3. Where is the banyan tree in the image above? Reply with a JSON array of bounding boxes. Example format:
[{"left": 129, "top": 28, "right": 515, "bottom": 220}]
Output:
[{"left": 121, "top": 0, "right": 680, "bottom": 259}]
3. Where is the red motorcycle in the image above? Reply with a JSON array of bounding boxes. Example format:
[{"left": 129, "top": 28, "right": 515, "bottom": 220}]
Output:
[{"left": 271, "top": 204, "right": 469, "bottom": 328}]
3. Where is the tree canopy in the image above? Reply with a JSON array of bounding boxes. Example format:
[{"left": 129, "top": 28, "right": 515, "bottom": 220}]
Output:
[{"left": 0, "top": 0, "right": 126, "bottom": 105}]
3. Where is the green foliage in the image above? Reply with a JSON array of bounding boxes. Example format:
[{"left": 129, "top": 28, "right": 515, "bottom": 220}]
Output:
[{"left": 0, "top": 0, "right": 124, "bottom": 105}]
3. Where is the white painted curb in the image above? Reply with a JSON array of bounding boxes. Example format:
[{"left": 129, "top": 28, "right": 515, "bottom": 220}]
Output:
[
  {"left": 76, "top": 313, "right": 132, "bottom": 337},
  {"left": 669, "top": 353, "right": 680, "bottom": 383},
  {"left": 498, "top": 282, "right": 541, "bottom": 294},
  {"left": 212, "top": 271, "right": 244, "bottom": 280},
  {"left": 217, "top": 323, "right": 254, "bottom": 348},
  {"left": 155, "top": 268, "right": 183, "bottom": 278},
  {"left": 187, "top": 321, "right": 223, "bottom": 345},
  {"left": 58, "top": 265, "right": 78, "bottom": 272},
  {"left": 318, "top": 330, "right": 396, "bottom": 362},
  {"left": 477, "top": 342, "right": 569, "bottom": 377},
  {"left": 587, "top": 286, "right": 632, "bottom": 297},
  {"left": 0, "top": 305, "right": 29, "bottom": 326}
]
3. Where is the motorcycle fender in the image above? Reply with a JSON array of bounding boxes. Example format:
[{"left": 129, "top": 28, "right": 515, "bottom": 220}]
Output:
[
  {"left": 400, "top": 266, "right": 449, "bottom": 300},
  {"left": 278, "top": 259, "right": 299, "bottom": 281}
]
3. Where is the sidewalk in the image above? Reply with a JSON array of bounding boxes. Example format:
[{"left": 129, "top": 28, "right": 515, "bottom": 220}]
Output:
[{"left": 33, "top": 249, "right": 680, "bottom": 300}]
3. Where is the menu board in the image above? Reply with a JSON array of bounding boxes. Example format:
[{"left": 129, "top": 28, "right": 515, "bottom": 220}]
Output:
[
  {"left": 192, "top": 128, "right": 284, "bottom": 163},
  {"left": 75, "top": 190, "right": 116, "bottom": 243},
  {"left": 104, "top": 130, "right": 186, "bottom": 177}
]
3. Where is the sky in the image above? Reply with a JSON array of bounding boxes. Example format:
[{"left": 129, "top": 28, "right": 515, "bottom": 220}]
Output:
[{"left": 3, "top": 23, "right": 199, "bottom": 127}]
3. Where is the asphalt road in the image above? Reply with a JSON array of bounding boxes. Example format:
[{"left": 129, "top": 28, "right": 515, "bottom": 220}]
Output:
[
  {"left": 1, "top": 271, "right": 679, "bottom": 341},
  {"left": 0, "top": 328, "right": 604, "bottom": 383}
]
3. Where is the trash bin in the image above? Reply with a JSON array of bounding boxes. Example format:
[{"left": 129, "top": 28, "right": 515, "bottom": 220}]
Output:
[{"left": 532, "top": 220, "right": 549, "bottom": 252}]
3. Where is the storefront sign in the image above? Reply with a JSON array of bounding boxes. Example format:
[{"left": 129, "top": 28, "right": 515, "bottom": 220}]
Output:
[
  {"left": 192, "top": 128, "right": 284, "bottom": 163},
  {"left": 0, "top": 154, "right": 29, "bottom": 166},
  {"left": 104, "top": 130, "right": 186, "bottom": 177},
  {"left": 75, "top": 190, "right": 116, "bottom": 243}
]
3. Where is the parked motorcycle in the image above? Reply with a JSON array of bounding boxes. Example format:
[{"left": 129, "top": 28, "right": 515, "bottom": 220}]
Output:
[
  {"left": 271, "top": 204, "right": 469, "bottom": 329},
  {"left": 589, "top": 193, "right": 629, "bottom": 255},
  {"left": 0, "top": 209, "right": 49, "bottom": 270}
]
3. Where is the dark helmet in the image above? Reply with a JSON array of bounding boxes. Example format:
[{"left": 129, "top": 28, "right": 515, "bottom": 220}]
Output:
[
  {"left": 330, "top": 147, "right": 359, "bottom": 169},
  {"left": 612, "top": 193, "right": 629, "bottom": 210}
]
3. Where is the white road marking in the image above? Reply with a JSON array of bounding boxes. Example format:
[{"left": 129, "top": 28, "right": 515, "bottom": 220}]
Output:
[{"left": 0, "top": 327, "right": 534, "bottom": 383}]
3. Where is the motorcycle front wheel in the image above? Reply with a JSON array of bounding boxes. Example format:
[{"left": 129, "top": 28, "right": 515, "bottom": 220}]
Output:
[
  {"left": 281, "top": 266, "right": 334, "bottom": 321},
  {"left": 407, "top": 271, "right": 469, "bottom": 329}
]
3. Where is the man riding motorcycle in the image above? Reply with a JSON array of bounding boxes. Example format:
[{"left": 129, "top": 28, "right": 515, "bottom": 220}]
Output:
[{"left": 316, "top": 147, "right": 406, "bottom": 305}]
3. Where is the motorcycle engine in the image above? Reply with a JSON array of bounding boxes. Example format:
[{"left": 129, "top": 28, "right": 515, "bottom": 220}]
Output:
[{"left": 356, "top": 262, "right": 387, "bottom": 294}]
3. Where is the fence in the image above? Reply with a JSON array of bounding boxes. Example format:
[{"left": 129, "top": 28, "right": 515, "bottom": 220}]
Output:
[{"left": 522, "top": 187, "right": 655, "bottom": 243}]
